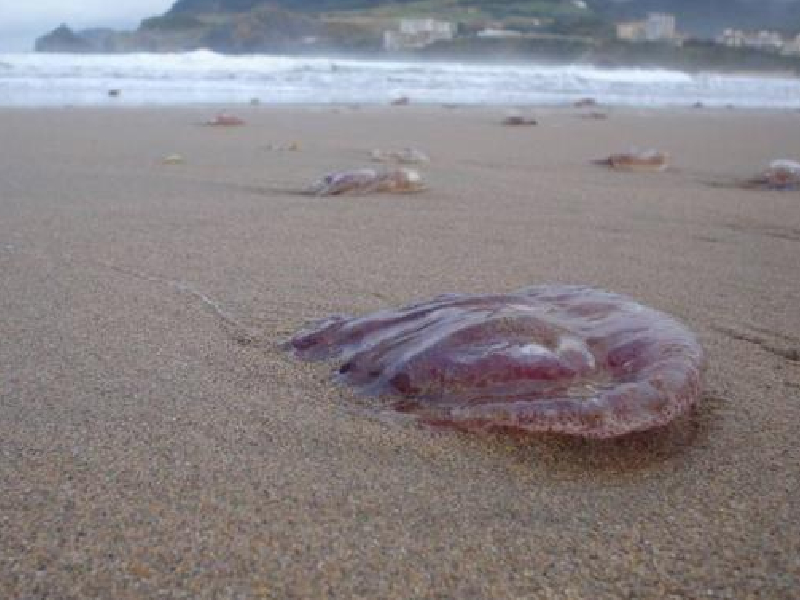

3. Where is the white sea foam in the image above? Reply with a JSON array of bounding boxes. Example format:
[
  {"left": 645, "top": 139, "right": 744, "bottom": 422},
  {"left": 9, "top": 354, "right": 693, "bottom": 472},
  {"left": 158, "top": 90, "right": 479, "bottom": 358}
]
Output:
[{"left": 1, "top": 50, "right": 799, "bottom": 108}]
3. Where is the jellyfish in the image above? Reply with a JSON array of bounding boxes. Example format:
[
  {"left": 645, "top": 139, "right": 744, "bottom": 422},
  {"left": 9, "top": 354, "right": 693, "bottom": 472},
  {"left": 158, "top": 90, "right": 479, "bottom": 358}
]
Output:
[
  {"left": 307, "top": 167, "right": 425, "bottom": 196},
  {"left": 745, "top": 159, "right": 800, "bottom": 190},
  {"left": 205, "top": 113, "right": 245, "bottom": 127},
  {"left": 286, "top": 285, "right": 704, "bottom": 438},
  {"left": 594, "top": 150, "right": 669, "bottom": 172}
]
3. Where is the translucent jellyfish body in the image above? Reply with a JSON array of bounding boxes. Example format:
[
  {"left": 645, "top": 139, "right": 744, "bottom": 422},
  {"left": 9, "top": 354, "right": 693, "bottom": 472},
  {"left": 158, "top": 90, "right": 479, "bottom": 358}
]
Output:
[
  {"left": 308, "top": 167, "right": 425, "bottom": 196},
  {"left": 287, "top": 285, "right": 705, "bottom": 438}
]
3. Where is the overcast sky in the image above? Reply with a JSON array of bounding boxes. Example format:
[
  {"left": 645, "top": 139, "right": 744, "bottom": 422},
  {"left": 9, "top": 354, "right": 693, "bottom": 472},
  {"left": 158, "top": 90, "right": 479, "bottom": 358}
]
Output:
[{"left": 0, "top": 1, "right": 175, "bottom": 51}]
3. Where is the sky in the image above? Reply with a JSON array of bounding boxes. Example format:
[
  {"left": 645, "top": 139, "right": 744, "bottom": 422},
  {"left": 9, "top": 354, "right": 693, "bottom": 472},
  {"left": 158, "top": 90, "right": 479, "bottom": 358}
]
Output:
[{"left": 0, "top": 1, "right": 175, "bottom": 51}]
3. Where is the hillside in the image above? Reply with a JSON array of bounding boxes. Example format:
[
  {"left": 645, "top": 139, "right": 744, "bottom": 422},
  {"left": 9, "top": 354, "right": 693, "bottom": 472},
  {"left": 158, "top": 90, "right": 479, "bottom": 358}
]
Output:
[
  {"left": 169, "top": 0, "right": 381, "bottom": 11},
  {"left": 589, "top": 0, "right": 800, "bottom": 37},
  {"left": 33, "top": 0, "right": 800, "bottom": 73},
  {"left": 164, "top": 0, "right": 800, "bottom": 36},
  {"left": 160, "top": 0, "right": 608, "bottom": 39}
]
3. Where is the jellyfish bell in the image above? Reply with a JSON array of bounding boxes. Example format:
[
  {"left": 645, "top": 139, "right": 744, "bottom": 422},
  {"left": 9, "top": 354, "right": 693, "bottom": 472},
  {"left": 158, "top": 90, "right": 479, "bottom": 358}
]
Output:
[
  {"left": 502, "top": 111, "right": 538, "bottom": 126},
  {"left": 287, "top": 286, "right": 705, "bottom": 439},
  {"left": 761, "top": 159, "right": 800, "bottom": 190},
  {"left": 740, "top": 159, "right": 800, "bottom": 190},
  {"left": 595, "top": 149, "right": 669, "bottom": 172},
  {"left": 205, "top": 113, "right": 245, "bottom": 127},
  {"left": 307, "top": 167, "right": 426, "bottom": 196}
]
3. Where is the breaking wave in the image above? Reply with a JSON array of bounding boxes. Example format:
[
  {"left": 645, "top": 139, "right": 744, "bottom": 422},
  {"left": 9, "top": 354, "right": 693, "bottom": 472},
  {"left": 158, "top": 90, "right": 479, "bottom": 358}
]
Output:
[{"left": 1, "top": 50, "right": 798, "bottom": 107}]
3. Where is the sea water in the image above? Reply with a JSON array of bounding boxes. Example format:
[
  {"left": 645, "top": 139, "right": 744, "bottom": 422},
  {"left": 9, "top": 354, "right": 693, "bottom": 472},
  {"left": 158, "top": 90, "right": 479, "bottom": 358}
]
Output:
[{"left": 1, "top": 50, "right": 799, "bottom": 108}]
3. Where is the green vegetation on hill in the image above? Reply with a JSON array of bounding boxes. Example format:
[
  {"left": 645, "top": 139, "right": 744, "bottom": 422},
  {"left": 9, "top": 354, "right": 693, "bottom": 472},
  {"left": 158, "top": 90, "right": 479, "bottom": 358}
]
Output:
[
  {"left": 169, "top": 0, "right": 386, "bottom": 14},
  {"left": 590, "top": 0, "right": 800, "bottom": 38},
  {"left": 168, "top": 0, "right": 576, "bottom": 21},
  {"left": 34, "top": 0, "right": 800, "bottom": 73},
  {"left": 162, "top": 0, "right": 800, "bottom": 42},
  {"left": 165, "top": 0, "right": 800, "bottom": 34},
  {"left": 140, "top": 13, "right": 206, "bottom": 31},
  {"left": 35, "top": 24, "right": 94, "bottom": 53}
]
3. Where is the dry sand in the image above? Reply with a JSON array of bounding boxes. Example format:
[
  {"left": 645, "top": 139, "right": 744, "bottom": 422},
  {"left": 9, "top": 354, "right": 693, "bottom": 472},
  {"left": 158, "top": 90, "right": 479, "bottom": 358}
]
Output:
[{"left": 1, "top": 104, "right": 799, "bottom": 598}]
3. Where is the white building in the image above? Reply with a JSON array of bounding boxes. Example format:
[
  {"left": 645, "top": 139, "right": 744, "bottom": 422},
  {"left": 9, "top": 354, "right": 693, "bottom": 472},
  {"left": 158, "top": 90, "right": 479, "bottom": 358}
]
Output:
[
  {"left": 384, "top": 19, "right": 455, "bottom": 51},
  {"left": 750, "top": 30, "right": 784, "bottom": 52},
  {"left": 645, "top": 13, "right": 676, "bottom": 42},
  {"left": 782, "top": 34, "right": 800, "bottom": 55},
  {"left": 718, "top": 28, "right": 746, "bottom": 47},
  {"left": 718, "top": 28, "right": 786, "bottom": 52},
  {"left": 616, "top": 21, "right": 646, "bottom": 42},
  {"left": 617, "top": 13, "right": 676, "bottom": 43},
  {"left": 399, "top": 19, "right": 453, "bottom": 37},
  {"left": 477, "top": 28, "right": 523, "bottom": 39}
]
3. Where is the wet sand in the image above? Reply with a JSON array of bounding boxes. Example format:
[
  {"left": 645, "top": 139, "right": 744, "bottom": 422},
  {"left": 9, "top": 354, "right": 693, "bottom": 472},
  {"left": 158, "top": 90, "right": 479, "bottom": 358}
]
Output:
[{"left": 1, "top": 105, "right": 799, "bottom": 598}]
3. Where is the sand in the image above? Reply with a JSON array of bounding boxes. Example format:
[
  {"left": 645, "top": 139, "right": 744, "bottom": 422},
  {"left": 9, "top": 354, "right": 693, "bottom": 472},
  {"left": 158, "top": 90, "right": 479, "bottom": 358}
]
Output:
[{"left": 1, "top": 104, "right": 798, "bottom": 598}]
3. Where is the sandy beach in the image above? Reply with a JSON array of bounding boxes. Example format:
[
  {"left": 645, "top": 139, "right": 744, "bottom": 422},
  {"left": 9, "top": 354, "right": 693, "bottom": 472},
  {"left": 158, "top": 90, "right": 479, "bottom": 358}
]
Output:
[{"left": 1, "top": 104, "right": 798, "bottom": 598}]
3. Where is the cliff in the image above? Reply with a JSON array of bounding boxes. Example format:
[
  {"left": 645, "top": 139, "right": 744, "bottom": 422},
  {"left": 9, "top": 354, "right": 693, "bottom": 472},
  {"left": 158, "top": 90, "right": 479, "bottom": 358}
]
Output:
[
  {"left": 35, "top": 4, "right": 380, "bottom": 54},
  {"left": 35, "top": 25, "right": 95, "bottom": 53}
]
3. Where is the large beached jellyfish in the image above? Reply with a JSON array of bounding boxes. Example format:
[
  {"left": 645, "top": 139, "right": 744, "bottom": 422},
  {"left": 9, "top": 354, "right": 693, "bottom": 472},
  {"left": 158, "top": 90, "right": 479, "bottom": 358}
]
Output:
[
  {"left": 286, "top": 286, "right": 704, "bottom": 438},
  {"left": 744, "top": 159, "right": 800, "bottom": 190}
]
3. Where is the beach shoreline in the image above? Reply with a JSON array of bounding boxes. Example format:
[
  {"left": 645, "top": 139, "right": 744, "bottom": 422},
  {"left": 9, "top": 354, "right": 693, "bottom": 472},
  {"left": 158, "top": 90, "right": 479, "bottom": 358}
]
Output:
[
  {"left": 1, "top": 105, "right": 798, "bottom": 598},
  {"left": 4, "top": 51, "right": 800, "bottom": 109}
]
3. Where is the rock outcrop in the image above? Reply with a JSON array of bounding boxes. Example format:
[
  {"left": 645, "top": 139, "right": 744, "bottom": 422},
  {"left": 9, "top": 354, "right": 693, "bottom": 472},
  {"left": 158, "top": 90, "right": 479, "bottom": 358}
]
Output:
[{"left": 35, "top": 24, "right": 94, "bottom": 53}]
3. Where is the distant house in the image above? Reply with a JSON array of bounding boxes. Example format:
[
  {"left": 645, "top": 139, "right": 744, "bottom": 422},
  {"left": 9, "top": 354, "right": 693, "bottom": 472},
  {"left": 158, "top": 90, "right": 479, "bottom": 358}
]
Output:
[
  {"left": 644, "top": 13, "right": 676, "bottom": 42},
  {"left": 718, "top": 28, "right": 786, "bottom": 52},
  {"left": 782, "top": 34, "right": 800, "bottom": 55},
  {"left": 383, "top": 18, "right": 455, "bottom": 51},
  {"left": 616, "top": 21, "right": 646, "bottom": 42},
  {"left": 745, "top": 30, "right": 784, "bottom": 52},
  {"left": 477, "top": 28, "right": 523, "bottom": 39},
  {"left": 718, "top": 28, "right": 746, "bottom": 47},
  {"left": 617, "top": 13, "right": 677, "bottom": 43}
]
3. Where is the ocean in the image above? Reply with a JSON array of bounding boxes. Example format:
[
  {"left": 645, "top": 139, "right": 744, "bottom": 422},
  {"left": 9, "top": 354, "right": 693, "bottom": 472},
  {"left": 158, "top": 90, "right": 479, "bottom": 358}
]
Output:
[{"left": 1, "top": 50, "right": 799, "bottom": 108}]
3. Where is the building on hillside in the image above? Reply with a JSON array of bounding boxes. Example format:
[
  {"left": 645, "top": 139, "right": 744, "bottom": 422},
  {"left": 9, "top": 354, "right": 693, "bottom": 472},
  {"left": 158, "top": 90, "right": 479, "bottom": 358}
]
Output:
[
  {"left": 782, "top": 34, "right": 800, "bottom": 55},
  {"left": 718, "top": 28, "right": 786, "bottom": 52},
  {"left": 617, "top": 13, "right": 677, "bottom": 43},
  {"left": 718, "top": 28, "right": 746, "bottom": 47},
  {"left": 383, "top": 18, "right": 455, "bottom": 51},
  {"left": 616, "top": 21, "right": 646, "bottom": 42},
  {"left": 645, "top": 13, "right": 676, "bottom": 41},
  {"left": 748, "top": 30, "right": 784, "bottom": 52},
  {"left": 477, "top": 27, "right": 523, "bottom": 39}
]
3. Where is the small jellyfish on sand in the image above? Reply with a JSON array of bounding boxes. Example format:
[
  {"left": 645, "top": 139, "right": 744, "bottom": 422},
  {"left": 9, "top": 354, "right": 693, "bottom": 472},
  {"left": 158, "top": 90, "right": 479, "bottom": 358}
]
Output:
[
  {"left": 205, "top": 112, "right": 245, "bottom": 126},
  {"left": 307, "top": 167, "right": 425, "bottom": 196},
  {"left": 743, "top": 159, "right": 800, "bottom": 190},
  {"left": 161, "top": 154, "right": 185, "bottom": 165},
  {"left": 370, "top": 148, "right": 430, "bottom": 164},
  {"left": 594, "top": 149, "right": 669, "bottom": 172},
  {"left": 502, "top": 113, "right": 538, "bottom": 126},
  {"left": 574, "top": 97, "right": 598, "bottom": 108},
  {"left": 266, "top": 141, "right": 301, "bottom": 151},
  {"left": 286, "top": 285, "right": 705, "bottom": 438}
]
